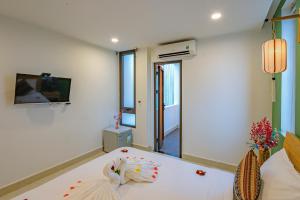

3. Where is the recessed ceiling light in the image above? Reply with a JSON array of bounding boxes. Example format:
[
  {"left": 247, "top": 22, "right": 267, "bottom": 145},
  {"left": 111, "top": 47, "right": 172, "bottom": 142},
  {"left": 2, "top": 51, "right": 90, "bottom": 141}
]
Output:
[
  {"left": 211, "top": 12, "right": 222, "bottom": 20},
  {"left": 111, "top": 38, "right": 119, "bottom": 43}
]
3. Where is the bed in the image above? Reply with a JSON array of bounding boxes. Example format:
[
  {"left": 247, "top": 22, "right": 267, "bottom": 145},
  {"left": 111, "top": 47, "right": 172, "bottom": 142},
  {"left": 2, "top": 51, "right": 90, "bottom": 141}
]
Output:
[{"left": 12, "top": 147, "right": 234, "bottom": 200}]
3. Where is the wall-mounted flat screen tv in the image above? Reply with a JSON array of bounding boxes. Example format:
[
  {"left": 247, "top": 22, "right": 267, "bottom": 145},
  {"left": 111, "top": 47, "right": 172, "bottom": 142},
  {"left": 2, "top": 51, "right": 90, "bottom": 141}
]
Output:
[{"left": 14, "top": 73, "right": 71, "bottom": 104}]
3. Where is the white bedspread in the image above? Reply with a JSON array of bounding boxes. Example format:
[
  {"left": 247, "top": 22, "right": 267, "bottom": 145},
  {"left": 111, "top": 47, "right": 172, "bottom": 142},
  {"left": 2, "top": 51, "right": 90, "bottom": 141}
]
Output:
[{"left": 12, "top": 147, "right": 234, "bottom": 200}]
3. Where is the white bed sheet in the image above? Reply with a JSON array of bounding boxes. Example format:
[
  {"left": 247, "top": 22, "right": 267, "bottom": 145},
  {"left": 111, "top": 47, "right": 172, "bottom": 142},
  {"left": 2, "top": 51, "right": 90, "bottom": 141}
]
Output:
[{"left": 13, "top": 147, "right": 234, "bottom": 200}]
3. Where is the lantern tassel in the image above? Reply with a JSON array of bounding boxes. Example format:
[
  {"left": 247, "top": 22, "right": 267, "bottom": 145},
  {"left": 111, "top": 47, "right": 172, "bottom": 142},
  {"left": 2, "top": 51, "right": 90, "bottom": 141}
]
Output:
[{"left": 272, "top": 75, "right": 276, "bottom": 102}]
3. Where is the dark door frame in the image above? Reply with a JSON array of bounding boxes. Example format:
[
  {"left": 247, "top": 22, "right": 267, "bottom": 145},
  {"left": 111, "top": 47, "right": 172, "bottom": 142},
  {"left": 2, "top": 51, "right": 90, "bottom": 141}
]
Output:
[
  {"left": 154, "top": 60, "right": 182, "bottom": 158},
  {"left": 157, "top": 65, "right": 165, "bottom": 150}
]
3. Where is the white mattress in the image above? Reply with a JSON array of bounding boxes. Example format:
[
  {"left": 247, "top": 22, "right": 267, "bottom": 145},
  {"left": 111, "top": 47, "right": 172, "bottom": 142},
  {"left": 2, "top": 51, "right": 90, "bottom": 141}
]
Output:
[{"left": 13, "top": 147, "right": 234, "bottom": 200}]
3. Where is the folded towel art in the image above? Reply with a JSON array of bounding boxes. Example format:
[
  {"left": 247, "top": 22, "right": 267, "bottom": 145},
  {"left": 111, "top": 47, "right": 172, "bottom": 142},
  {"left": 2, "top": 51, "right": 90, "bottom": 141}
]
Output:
[
  {"left": 63, "top": 156, "right": 160, "bottom": 200},
  {"left": 63, "top": 179, "right": 120, "bottom": 200},
  {"left": 125, "top": 156, "right": 160, "bottom": 182}
]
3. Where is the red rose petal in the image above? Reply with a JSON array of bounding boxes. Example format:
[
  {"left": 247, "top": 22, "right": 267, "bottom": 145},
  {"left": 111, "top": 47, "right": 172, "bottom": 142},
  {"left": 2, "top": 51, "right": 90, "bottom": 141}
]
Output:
[
  {"left": 154, "top": 167, "right": 158, "bottom": 170},
  {"left": 196, "top": 170, "right": 206, "bottom": 176},
  {"left": 121, "top": 149, "right": 128, "bottom": 153},
  {"left": 152, "top": 175, "right": 156, "bottom": 179},
  {"left": 154, "top": 171, "right": 158, "bottom": 175},
  {"left": 64, "top": 193, "right": 69, "bottom": 197},
  {"left": 70, "top": 186, "right": 75, "bottom": 190}
]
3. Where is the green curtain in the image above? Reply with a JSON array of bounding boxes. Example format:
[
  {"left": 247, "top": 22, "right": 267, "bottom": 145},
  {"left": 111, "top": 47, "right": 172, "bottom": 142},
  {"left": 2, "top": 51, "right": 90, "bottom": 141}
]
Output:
[
  {"left": 271, "top": 0, "right": 300, "bottom": 154},
  {"left": 271, "top": 0, "right": 285, "bottom": 154},
  {"left": 295, "top": 0, "right": 300, "bottom": 138}
]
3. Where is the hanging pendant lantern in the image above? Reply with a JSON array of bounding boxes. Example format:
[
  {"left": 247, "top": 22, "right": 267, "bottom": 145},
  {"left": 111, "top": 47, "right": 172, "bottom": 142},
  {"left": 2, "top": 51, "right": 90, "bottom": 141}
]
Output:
[
  {"left": 262, "top": 38, "right": 287, "bottom": 73},
  {"left": 261, "top": 13, "right": 300, "bottom": 102},
  {"left": 261, "top": 21, "right": 288, "bottom": 102}
]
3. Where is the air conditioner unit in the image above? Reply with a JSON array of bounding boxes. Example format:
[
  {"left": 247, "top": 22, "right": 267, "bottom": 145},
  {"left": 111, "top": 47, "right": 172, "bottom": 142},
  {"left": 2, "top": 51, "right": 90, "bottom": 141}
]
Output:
[{"left": 154, "top": 40, "right": 197, "bottom": 60}]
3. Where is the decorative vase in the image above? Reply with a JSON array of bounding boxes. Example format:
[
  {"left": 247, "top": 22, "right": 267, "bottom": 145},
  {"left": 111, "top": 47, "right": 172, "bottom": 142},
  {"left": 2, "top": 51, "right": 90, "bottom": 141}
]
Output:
[
  {"left": 258, "top": 148, "right": 270, "bottom": 166},
  {"left": 115, "top": 120, "right": 119, "bottom": 129}
]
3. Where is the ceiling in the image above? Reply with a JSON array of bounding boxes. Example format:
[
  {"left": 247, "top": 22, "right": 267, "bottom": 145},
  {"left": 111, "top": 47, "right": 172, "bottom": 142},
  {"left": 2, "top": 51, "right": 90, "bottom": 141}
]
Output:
[{"left": 0, "top": 0, "right": 273, "bottom": 51}]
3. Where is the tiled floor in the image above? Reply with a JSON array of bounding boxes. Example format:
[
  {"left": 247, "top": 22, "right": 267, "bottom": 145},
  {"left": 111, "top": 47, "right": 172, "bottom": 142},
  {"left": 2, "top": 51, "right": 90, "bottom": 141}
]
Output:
[{"left": 159, "top": 128, "right": 180, "bottom": 157}]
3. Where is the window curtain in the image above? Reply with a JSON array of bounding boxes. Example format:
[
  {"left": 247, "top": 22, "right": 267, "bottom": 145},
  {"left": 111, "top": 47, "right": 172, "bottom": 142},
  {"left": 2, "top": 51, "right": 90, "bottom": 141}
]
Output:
[
  {"left": 281, "top": 9, "right": 296, "bottom": 133},
  {"left": 163, "top": 64, "right": 175, "bottom": 106}
]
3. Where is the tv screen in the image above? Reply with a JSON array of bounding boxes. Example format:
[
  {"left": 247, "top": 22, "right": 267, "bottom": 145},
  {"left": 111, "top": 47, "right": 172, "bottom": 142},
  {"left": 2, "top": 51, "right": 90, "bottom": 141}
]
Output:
[{"left": 14, "top": 73, "right": 71, "bottom": 104}]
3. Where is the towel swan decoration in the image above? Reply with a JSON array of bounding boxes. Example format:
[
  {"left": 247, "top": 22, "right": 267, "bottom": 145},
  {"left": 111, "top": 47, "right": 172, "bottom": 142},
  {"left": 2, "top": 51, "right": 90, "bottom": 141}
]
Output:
[{"left": 64, "top": 156, "right": 160, "bottom": 200}]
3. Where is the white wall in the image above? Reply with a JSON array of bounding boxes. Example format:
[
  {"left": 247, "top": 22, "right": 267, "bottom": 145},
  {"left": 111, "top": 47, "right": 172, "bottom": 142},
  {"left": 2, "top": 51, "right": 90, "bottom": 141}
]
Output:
[
  {"left": 146, "top": 28, "right": 272, "bottom": 165},
  {"left": 0, "top": 16, "right": 118, "bottom": 188},
  {"left": 132, "top": 48, "right": 152, "bottom": 147},
  {"left": 182, "top": 29, "right": 272, "bottom": 165},
  {"left": 164, "top": 105, "right": 180, "bottom": 135}
]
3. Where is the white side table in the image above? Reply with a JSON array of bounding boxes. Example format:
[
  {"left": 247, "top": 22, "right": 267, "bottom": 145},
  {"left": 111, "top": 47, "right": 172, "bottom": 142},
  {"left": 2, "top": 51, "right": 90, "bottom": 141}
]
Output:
[{"left": 103, "top": 126, "right": 133, "bottom": 152}]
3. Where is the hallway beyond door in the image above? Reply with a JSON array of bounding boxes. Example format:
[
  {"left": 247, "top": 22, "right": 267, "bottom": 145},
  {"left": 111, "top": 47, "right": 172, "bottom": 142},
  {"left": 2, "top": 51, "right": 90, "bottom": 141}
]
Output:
[
  {"left": 159, "top": 128, "right": 180, "bottom": 157},
  {"left": 154, "top": 60, "right": 182, "bottom": 158}
]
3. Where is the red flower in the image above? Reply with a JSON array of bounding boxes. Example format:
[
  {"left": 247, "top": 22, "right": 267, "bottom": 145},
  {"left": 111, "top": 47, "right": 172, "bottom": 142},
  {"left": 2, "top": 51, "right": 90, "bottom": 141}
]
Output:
[{"left": 249, "top": 117, "right": 279, "bottom": 149}]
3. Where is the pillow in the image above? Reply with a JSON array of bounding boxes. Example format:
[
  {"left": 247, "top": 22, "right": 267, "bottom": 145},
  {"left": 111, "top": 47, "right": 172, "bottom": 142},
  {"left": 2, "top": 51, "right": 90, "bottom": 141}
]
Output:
[
  {"left": 261, "top": 149, "right": 300, "bottom": 200},
  {"left": 233, "top": 150, "right": 261, "bottom": 200},
  {"left": 284, "top": 133, "right": 300, "bottom": 173}
]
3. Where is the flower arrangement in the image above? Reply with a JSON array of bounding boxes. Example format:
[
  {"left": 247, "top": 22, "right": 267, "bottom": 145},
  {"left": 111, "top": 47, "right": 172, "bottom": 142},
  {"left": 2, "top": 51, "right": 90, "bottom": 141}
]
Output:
[
  {"left": 114, "top": 112, "right": 121, "bottom": 129},
  {"left": 249, "top": 117, "right": 280, "bottom": 150}
]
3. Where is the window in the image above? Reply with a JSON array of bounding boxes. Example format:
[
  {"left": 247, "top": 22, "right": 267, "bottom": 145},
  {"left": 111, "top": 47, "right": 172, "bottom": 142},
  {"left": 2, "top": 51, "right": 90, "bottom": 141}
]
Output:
[
  {"left": 163, "top": 64, "right": 175, "bottom": 106},
  {"left": 281, "top": 5, "right": 296, "bottom": 133},
  {"left": 120, "top": 50, "right": 136, "bottom": 127},
  {"left": 163, "top": 63, "right": 180, "bottom": 106}
]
